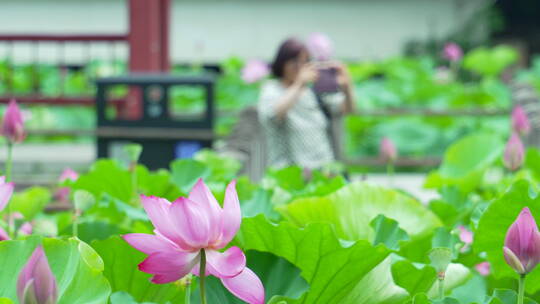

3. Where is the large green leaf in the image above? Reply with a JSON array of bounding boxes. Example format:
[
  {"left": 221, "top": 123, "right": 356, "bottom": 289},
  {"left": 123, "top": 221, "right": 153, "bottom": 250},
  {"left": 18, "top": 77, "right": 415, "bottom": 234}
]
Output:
[
  {"left": 370, "top": 214, "right": 410, "bottom": 250},
  {"left": 235, "top": 215, "right": 391, "bottom": 303},
  {"left": 391, "top": 260, "right": 437, "bottom": 295},
  {"left": 425, "top": 133, "right": 504, "bottom": 193},
  {"left": 169, "top": 159, "right": 210, "bottom": 193},
  {"left": 474, "top": 180, "right": 540, "bottom": 294},
  {"left": 485, "top": 289, "right": 538, "bottom": 304},
  {"left": 463, "top": 46, "right": 518, "bottom": 78},
  {"left": 278, "top": 182, "right": 442, "bottom": 242},
  {"left": 0, "top": 237, "right": 110, "bottom": 303},
  {"left": 92, "top": 236, "right": 186, "bottom": 304},
  {"left": 72, "top": 160, "right": 133, "bottom": 203},
  {"left": 8, "top": 187, "right": 52, "bottom": 220},
  {"left": 341, "top": 257, "right": 408, "bottom": 304}
]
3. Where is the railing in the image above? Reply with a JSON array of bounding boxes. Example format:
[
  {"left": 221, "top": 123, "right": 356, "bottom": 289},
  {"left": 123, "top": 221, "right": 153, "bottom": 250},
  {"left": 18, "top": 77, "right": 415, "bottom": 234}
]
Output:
[{"left": 0, "top": 34, "right": 128, "bottom": 105}]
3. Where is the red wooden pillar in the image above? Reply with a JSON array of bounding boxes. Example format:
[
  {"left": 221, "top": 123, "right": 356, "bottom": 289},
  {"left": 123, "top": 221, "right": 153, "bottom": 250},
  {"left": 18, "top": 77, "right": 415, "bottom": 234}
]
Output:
[{"left": 122, "top": 0, "right": 171, "bottom": 119}]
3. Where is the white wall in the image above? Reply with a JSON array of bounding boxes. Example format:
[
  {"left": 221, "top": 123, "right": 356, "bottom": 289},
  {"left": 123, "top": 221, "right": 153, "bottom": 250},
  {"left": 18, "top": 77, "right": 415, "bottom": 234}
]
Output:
[{"left": 0, "top": 0, "right": 486, "bottom": 63}]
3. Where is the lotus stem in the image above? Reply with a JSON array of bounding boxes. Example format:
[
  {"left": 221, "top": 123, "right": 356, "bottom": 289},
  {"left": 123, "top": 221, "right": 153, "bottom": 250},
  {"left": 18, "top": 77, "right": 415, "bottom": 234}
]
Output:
[
  {"left": 438, "top": 277, "right": 444, "bottom": 300},
  {"left": 199, "top": 249, "right": 207, "bottom": 304},
  {"left": 6, "top": 142, "right": 12, "bottom": 238},
  {"left": 518, "top": 274, "right": 526, "bottom": 304}
]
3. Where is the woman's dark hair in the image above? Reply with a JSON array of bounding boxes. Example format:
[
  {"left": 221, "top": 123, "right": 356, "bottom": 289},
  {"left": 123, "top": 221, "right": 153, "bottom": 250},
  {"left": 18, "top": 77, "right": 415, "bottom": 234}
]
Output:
[{"left": 271, "top": 38, "right": 308, "bottom": 78}]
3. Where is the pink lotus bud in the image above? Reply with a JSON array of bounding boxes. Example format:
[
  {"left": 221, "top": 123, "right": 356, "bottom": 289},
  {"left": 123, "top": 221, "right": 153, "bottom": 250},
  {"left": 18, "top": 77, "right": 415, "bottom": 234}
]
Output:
[
  {"left": 474, "top": 262, "right": 490, "bottom": 276},
  {"left": 503, "top": 133, "right": 525, "bottom": 171},
  {"left": 55, "top": 168, "right": 79, "bottom": 203},
  {"left": 241, "top": 59, "right": 269, "bottom": 84},
  {"left": 512, "top": 105, "right": 531, "bottom": 136},
  {"left": 443, "top": 43, "right": 463, "bottom": 62},
  {"left": 0, "top": 227, "right": 8, "bottom": 241},
  {"left": 1, "top": 99, "right": 26, "bottom": 143},
  {"left": 59, "top": 168, "right": 79, "bottom": 183},
  {"left": 458, "top": 225, "right": 473, "bottom": 252},
  {"left": 503, "top": 207, "right": 540, "bottom": 274},
  {"left": 17, "top": 246, "right": 58, "bottom": 304},
  {"left": 0, "top": 176, "right": 14, "bottom": 212},
  {"left": 306, "top": 32, "right": 333, "bottom": 61},
  {"left": 458, "top": 226, "right": 473, "bottom": 244},
  {"left": 379, "top": 137, "right": 397, "bottom": 163}
]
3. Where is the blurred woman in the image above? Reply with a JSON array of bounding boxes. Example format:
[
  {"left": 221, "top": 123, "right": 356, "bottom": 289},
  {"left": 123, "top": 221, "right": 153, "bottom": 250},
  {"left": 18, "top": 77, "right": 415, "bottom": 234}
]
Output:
[{"left": 257, "top": 38, "right": 354, "bottom": 170}]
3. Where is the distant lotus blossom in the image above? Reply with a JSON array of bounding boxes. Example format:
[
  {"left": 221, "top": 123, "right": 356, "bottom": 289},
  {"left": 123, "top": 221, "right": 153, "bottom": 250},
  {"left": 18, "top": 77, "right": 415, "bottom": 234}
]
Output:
[
  {"left": 1, "top": 99, "right": 26, "bottom": 143},
  {"left": 475, "top": 262, "right": 490, "bottom": 276},
  {"left": 379, "top": 137, "right": 397, "bottom": 163},
  {"left": 0, "top": 212, "right": 32, "bottom": 241},
  {"left": 55, "top": 168, "right": 79, "bottom": 203},
  {"left": 59, "top": 168, "right": 78, "bottom": 182},
  {"left": 458, "top": 226, "right": 473, "bottom": 252},
  {"left": 434, "top": 66, "right": 453, "bottom": 84},
  {"left": 17, "top": 246, "right": 58, "bottom": 304},
  {"left": 512, "top": 105, "right": 531, "bottom": 136},
  {"left": 443, "top": 43, "right": 463, "bottom": 62},
  {"left": 124, "top": 179, "right": 265, "bottom": 304},
  {"left": 503, "top": 133, "right": 525, "bottom": 171},
  {"left": 503, "top": 207, "right": 540, "bottom": 274},
  {"left": 306, "top": 32, "right": 333, "bottom": 61},
  {"left": 241, "top": 59, "right": 270, "bottom": 84},
  {"left": 0, "top": 176, "right": 14, "bottom": 212}
]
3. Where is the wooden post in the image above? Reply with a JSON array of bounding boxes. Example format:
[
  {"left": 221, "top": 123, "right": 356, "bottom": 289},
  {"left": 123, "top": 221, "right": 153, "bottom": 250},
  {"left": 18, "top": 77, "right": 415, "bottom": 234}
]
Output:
[{"left": 123, "top": 0, "right": 171, "bottom": 119}]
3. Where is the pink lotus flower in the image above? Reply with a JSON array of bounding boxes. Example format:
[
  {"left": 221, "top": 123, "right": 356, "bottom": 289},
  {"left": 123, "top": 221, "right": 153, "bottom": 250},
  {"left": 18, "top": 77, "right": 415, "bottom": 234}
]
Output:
[
  {"left": 0, "top": 176, "right": 14, "bottom": 212},
  {"left": 458, "top": 226, "right": 473, "bottom": 252},
  {"left": 306, "top": 32, "right": 333, "bottom": 61},
  {"left": 503, "top": 133, "right": 525, "bottom": 171},
  {"left": 241, "top": 60, "right": 270, "bottom": 84},
  {"left": 1, "top": 99, "right": 26, "bottom": 143},
  {"left": 59, "top": 168, "right": 78, "bottom": 182},
  {"left": 503, "top": 207, "right": 540, "bottom": 274},
  {"left": 443, "top": 43, "right": 463, "bottom": 62},
  {"left": 379, "top": 137, "right": 397, "bottom": 163},
  {"left": 123, "top": 179, "right": 265, "bottom": 304},
  {"left": 458, "top": 226, "right": 473, "bottom": 244},
  {"left": 475, "top": 262, "right": 490, "bottom": 276},
  {"left": 0, "top": 212, "right": 33, "bottom": 241},
  {"left": 512, "top": 105, "right": 531, "bottom": 136},
  {"left": 17, "top": 246, "right": 57, "bottom": 304},
  {"left": 55, "top": 168, "right": 79, "bottom": 203}
]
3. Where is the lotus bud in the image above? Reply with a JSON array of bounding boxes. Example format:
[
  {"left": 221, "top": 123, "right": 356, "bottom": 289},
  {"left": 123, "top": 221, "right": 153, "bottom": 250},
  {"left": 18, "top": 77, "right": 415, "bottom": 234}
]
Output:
[
  {"left": 241, "top": 59, "right": 269, "bottom": 84},
  {"left": 2, "top": 99, "right": 26, "bottom": 143},
  {"left": 17, "top": 246, "right": 58, "bottom": 304},
  {"left": 306, "top": 32, "right": 333, "bottom": 61},
  {"left": 503, "top": 133, "right": 524, "bottom": 171},
  {"left": 503, "top": 207, "right": 540, "bottom": 274},
  {"left": 443, "top": 43, "right": 463, "bottom": 62},
  {"left": 380, "top": 137, "right": 397, "bottom": 163},
  {"left": 512, "top": 105, "right": 531, "bottom": 136}
]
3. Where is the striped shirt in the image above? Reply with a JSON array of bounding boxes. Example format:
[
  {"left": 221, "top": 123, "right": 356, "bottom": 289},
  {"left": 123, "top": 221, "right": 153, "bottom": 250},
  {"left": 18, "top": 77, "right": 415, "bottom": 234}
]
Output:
[{"left": 257, "top": 79, "right": 344, "bottom": 169}]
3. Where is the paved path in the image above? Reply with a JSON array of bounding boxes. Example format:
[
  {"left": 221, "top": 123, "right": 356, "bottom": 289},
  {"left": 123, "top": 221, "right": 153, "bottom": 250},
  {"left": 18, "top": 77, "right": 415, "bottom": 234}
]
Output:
[{"left": 0, "top": 144, "right": 439, "bottom": 203}]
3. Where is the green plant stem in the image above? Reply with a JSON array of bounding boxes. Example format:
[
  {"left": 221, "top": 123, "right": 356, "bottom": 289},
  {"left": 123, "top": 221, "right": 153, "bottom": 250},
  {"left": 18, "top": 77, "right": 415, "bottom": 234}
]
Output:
[
  {"left": 199, "top": 249, "right": 207, "bottom": 304},
  {"left": 130, "top": 162, "right": 137, "bottom": 204},
  {"left": 184, "top": 278, "right": 191, "bottom": 304},
  {"left": 387, "top": 163, "right": 394, "bottom": 186},
  {"left": 72, "top": 211, "right": 79, "bottom": 238},
  {"left": 5, "top": 142, "right": 12, "bottom": 238},
  {"left": 438, "top": 277, "right": 444, "bottom": 300},
  {"left": 518, "top": 274, "right": 526, "bottom": 304}
]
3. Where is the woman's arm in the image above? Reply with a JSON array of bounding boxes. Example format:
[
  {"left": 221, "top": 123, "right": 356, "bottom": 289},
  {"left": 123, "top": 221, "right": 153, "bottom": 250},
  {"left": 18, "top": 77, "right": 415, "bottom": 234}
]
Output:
[
  {"left": 273, "top": 64, "right": 318, "bottom": 120},
  {"left": 334, "top": 63, "right": 355, "bottom": 114}
]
